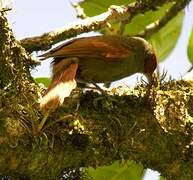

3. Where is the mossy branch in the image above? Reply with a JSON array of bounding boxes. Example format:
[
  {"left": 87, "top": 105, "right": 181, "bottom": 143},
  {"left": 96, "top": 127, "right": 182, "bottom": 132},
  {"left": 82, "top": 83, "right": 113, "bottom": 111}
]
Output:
[{"left": 1, "top": 79, "right": 193, "bottom": 179}]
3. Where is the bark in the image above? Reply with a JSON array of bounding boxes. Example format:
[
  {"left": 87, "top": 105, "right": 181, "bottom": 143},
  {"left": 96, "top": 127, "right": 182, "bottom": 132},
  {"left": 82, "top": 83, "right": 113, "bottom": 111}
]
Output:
[{"left": 0, "top": 1, "right": 193, "bottom": 180}]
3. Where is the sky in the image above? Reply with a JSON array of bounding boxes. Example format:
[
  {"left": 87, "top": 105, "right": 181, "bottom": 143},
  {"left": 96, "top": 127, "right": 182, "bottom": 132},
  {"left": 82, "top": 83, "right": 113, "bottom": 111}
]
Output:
[{"left": 3, "top": 0, "right": 193, "bottom": 179}]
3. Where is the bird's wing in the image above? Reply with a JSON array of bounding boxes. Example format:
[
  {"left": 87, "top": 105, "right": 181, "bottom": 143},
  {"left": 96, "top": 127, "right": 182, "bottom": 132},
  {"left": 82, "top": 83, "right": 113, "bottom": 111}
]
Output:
[{"left": 40, "top": 36, "right": 134, "bottom": 60}]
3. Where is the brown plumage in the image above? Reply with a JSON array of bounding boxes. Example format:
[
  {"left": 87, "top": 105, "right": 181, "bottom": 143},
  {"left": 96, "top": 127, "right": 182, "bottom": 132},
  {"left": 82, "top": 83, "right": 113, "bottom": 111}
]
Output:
[{"left": 39, "top": 35, "right": 157, "bottom": 112}]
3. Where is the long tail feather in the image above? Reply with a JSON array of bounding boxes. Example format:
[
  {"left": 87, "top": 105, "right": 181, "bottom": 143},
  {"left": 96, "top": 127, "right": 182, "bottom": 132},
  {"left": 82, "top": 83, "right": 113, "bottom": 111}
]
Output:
[{"left": 40, "top": 62, "right": 78, "bottom": 112}]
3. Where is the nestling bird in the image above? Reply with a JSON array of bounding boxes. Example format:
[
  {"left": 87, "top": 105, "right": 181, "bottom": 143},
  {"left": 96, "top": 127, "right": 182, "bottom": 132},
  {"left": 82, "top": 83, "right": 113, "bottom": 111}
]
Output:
[{"left": 39, "top": 35, "right": 157, "bottom": 112}]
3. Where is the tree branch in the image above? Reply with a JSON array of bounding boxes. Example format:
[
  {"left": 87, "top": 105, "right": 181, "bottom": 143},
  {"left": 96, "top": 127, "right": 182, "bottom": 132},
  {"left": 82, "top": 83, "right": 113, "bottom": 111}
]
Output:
[
  {"left": 20, "top": 4, "right": 130, "bottom": 52},
  {"left": 1, "top": 79, "right": 193, "bottom": 179},
  {"left": 20, "top": 0, "right": 174, "bottom": 53}
]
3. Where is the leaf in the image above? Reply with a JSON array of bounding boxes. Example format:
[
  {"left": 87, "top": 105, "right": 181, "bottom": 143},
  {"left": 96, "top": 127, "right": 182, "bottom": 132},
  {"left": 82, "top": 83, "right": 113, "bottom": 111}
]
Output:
[
  {"left": 78, "top": 1, "right": 184, "bottom": 61},
  {"left": 159, "top": 175, "right": 166, "bottom": 180},
  {"left": 87, "top": 161, "right": 145, "bottom": 180},
  {"left": 34, "top": 77, "right": 51, "bottom": 87},
  {"left": 187, "top": 27, "right": 193, "bottom": 64}
]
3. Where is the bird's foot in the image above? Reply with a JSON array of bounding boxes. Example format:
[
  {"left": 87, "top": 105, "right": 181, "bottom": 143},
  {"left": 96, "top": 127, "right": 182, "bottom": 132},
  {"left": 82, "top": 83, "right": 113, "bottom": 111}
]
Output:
[
  {"left": 92, "top": 83, "right": 109, "bottom": 95},
  {"left": 91, "top": 83, "right": 117, "bottom": 109}
]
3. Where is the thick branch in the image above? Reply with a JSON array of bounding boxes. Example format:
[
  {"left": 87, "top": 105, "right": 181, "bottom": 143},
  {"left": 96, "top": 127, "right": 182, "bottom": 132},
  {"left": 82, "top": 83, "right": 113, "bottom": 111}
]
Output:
[{"left": 1, "top": 80, "right": 193, "bottom": 179}]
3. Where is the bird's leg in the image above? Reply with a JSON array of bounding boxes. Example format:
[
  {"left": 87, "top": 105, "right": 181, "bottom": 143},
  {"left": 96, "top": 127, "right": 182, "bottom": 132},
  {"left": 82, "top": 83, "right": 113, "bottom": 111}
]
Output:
[
  {"left": 77, "top": 82, "right": 95, "bottom": 90},
  {"left": 78, "top": 81, "right": 116, "bottom": 105},
  {"left": 77, "top": 82, "right": 109, "bottom": 93},
  {"left": 92, "top": 83, "right": 118, "bottom": 107},
  {"left": 92, "top": 83, "right": 107, "bottom": 95}
]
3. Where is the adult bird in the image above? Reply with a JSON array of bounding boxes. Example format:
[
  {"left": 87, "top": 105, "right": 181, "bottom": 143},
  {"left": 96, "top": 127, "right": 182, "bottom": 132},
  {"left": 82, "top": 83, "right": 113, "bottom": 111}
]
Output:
[{"left": 39, "top": 35, "right": 157, "bottom": 112}]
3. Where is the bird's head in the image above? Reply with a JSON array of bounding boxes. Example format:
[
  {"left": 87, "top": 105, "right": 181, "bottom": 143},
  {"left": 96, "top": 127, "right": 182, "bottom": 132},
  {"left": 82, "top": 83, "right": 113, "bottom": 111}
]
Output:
[{"left": 128, "top": 36, "right": 157, "bottom": 83}]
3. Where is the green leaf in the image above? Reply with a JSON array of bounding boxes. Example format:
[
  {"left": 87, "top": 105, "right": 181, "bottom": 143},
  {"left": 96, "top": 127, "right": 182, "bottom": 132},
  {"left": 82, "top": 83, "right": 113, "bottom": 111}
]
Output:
[
  {"left": 78, "top": 1, "right": 184, "bottom": 61},
  {"left": 159, "top": 175, "right": 166, "bottom": 180},
  {"left": 34, "top": 77, "right": 51, "bottom": 87},
  {"left": 87, "top": 161, "right": 144, "bottom": 180},
  {"left": 187, "top": 27, "right": 193, "bottom": 64}
]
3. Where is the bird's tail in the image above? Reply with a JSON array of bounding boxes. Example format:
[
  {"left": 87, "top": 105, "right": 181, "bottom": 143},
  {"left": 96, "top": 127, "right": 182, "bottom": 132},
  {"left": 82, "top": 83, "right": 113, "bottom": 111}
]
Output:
[{"left": 40, "top": 62, "right": 78, "bottom": 113}]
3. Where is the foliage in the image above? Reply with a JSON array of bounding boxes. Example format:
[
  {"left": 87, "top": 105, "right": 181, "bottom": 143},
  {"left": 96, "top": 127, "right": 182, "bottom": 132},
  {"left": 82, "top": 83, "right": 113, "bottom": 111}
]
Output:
[
  {"left": 35, "top": 77, "right": 50, "bottom": 87},
  {"left": 188, "top": 27, "right": 193, "bottom": 64},
  {"left": 87, "top": 161, "right": 144, "bottom": 180}
]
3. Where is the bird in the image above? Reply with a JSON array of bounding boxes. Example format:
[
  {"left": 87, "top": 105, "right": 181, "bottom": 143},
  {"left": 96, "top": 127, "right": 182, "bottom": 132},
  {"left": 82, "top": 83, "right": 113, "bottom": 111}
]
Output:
[{"left": 39, "top": 35, "right": 157, "bottom": 112}]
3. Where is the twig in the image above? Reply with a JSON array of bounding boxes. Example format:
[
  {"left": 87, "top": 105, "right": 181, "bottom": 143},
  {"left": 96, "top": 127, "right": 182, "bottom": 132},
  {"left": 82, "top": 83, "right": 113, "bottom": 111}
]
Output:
[
  {"left": 37, "top": 111, "right": 50, "bottom": 132},
  {"left": 71, "top": 2, "right": 87, "bottom": 19},
  {"left": 118, "top": 20, "right": 129, "bottom": 35},
  {"left": 183, "top": 67, "right": 193, "bottom": 81},
  {"left": 138, "top": 0, "right": 191, "bottom": 38},
  {"left": 0, "top": 7, "right": 12, "bottom": 13}
]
